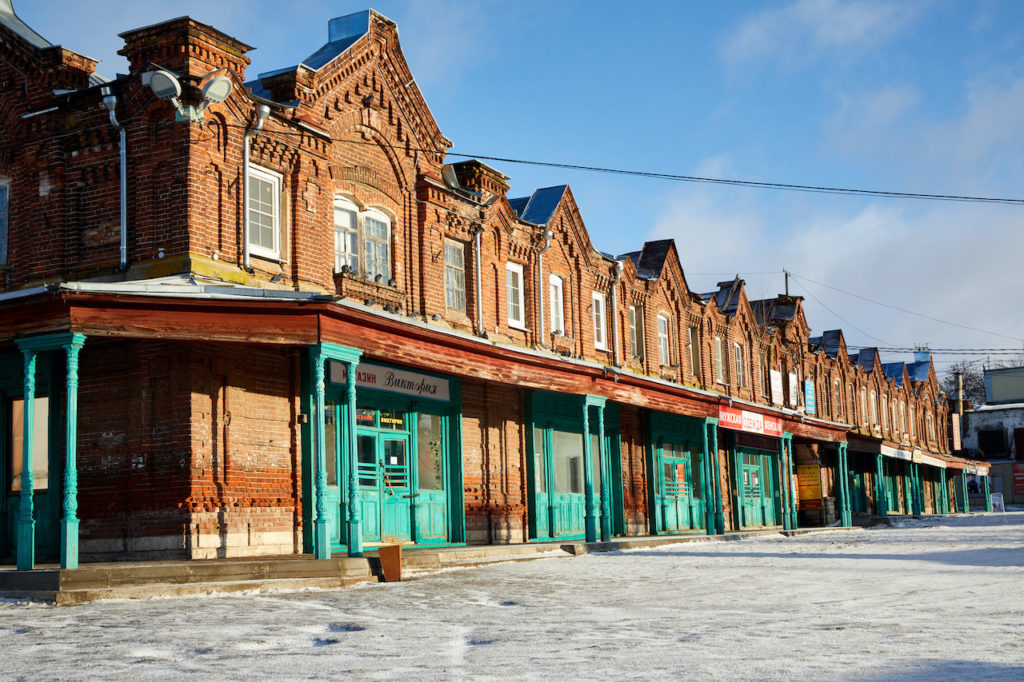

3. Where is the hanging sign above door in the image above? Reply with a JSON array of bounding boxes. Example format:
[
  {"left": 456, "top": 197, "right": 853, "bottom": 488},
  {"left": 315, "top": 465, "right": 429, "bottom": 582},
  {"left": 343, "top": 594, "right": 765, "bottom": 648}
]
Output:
[{"left": 329, "top": 361, "right": 451, "bottom": 402}]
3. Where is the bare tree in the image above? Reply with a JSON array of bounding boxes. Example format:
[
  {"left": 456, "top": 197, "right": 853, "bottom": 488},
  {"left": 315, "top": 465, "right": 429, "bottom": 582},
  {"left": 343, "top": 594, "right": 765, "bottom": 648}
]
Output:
[{"left": 941, "top": 360, "right": 986, "bottom": 407}]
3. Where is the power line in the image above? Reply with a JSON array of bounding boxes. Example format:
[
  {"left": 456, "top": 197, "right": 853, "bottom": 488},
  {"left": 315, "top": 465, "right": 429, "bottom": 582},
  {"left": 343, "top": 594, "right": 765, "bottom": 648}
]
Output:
[
  {"left": 224, "top": 123, "right": 1024, "bottom": 206},
  {"left": 788, "top": 278, "right": 892, "bottom": 346},
  {"left": 787, "top": 272, "right": 1024, "bottom": 343}
]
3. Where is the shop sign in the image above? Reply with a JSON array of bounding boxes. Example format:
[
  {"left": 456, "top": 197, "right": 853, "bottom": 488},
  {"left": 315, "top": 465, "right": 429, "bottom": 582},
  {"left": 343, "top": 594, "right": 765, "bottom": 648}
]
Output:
[
  {"left": 329, "top": 362, "right": 451, "bottom": 402},
  {"left": 991, "top": 493, "right": 1005, "bottom": 513},
  {"left": 804, "top": 380, "right": 816, "bottom": 415},
  {"left": 770, "top": 370, "right": 784, "bottom": 405},
  {"left": 788, "top": 373, "right": 798, "bottom": 407},
  {"left": 1013, "top": 463, "right": 1024, "bottom": 495},
  {"left": 797, "top": 463, "right": 822, "bottom": 509},
  {"left": 719, "top": 406, "right": 783, "bottom": 438},
  {"left": 951, "top": 415, "right": 962, "bottom": 451},
  {"left": 676, "top": 463, "right": 686, "bottom": 484}
]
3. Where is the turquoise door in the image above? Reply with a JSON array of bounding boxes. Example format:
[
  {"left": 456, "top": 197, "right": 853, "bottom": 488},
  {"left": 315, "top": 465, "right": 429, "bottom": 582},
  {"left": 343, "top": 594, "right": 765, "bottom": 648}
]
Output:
[
  {"left": 736, "top": 448, "right": 777, "bottom": 528},
  {"left": 413, "top": 413, "right": 449, "bottom": 543},
  {"left": 530, "top": 424, "right": 588, "bottom": 541},
  {"left": 655, "top": 440, "right": 704, "bottom": 533}
]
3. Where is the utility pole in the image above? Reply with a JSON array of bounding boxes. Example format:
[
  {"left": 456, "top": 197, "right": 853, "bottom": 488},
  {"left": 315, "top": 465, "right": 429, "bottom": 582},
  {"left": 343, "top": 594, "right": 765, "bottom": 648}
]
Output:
[
  {"left": 956, "top": 371, "right": 964, "bottom": 416},
  {"left": 783, "top": 269, "right": 789, "bottom": 296}
]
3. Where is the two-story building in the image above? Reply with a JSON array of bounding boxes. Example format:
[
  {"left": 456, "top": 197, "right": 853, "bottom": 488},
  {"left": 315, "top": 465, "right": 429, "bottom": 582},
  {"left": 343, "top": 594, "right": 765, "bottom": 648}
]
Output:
[{"left": 0, "top": 5, "right": 989, "bottom": 571}]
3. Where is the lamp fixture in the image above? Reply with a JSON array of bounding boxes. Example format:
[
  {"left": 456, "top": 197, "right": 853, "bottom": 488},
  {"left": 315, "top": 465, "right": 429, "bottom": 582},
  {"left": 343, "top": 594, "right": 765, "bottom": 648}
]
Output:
[{"left": 142, "top": 67, "right": 233, "bottom": 122}]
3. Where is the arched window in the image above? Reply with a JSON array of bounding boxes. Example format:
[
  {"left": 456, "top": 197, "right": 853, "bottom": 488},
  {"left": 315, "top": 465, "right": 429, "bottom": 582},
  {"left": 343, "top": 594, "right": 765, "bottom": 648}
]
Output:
[{"left": 333, "top": 196, "right": 393, "bottom": 282}]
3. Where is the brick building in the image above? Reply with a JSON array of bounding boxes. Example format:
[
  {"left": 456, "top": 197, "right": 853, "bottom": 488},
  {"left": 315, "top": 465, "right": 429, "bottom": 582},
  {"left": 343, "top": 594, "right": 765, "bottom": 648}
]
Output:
[{"left": 0, "top": 6, "right": 990, "bottom": 571}]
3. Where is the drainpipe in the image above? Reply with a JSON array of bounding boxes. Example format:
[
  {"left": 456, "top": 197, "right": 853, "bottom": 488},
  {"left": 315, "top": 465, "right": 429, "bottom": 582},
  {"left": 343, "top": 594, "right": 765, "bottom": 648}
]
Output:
[
  {"left": 473, "top": 226, "right": 484, "bottom": 336},
  {"left": 242, "top": 104, "right": 271, "bottom": 271},
  {"left": 100, "top": 87, "right": 127, "bottom": 270},
  {"left": 610, "top": 261, "right": 622, "bottom": 366},
  {"left": 537, "top": 230, "right": 553, "bottom": 347}
]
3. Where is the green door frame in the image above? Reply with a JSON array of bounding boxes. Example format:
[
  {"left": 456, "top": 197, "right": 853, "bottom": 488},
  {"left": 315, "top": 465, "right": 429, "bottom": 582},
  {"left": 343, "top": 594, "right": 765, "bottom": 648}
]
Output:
[
  {"left": 7, "top": 333, "right": 86, "bottom": 571},
  {"left": 731, "top": 433, "right": 784, "bottom": 530},
  {"left": 646, "top": 410, "right": 712, "bottom": 536},
  {"left": 303, "top": 346, "right": 465, "bottom": 558}
]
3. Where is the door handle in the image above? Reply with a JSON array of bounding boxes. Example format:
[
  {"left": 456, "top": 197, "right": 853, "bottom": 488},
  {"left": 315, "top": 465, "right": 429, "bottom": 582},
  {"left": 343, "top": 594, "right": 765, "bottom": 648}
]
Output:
[{"left": 402, "top": 494, "right": 420, "bottom": 499}]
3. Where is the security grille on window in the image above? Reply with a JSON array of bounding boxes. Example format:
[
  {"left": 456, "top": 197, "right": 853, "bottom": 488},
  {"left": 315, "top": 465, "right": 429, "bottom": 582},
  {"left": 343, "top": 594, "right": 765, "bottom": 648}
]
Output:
[
  {"left": 657, "top": 314, "right": 671, "bottom": 365},
  {"left": 628, "top": 305, "right": 643, "bottom": 360},
  {"left": 333, "top": 196, "right": 393, "bottom": 282},
  {"left": 248, "top": 166, "right": 280, "bottom": 259},
  {"left": 445, "top": 240, "right": 466, "bottom": 312},
  {"left": 0, "top": 181, "right": 8, "bottom": 265},
  {"left": 506, "top": 263, "right": 525, "bottom": 328},
  {"left": 550, "top": 275, "right": 565, "bottom": 335},
  {"left": 689, "top": 327, "right": 700, "bottom": 377},
  {"left": 593, "top": 291, "right": 608, "bottom": 350},
  {"left": 733, "top": 342, "right": 745, "bottom": 387}
]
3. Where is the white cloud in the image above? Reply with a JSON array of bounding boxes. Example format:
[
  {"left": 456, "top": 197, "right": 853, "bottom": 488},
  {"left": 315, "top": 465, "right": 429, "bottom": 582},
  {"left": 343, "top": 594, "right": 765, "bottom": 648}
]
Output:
[{"left": 721, "top": 0, "right": 921, "bottom": 70}]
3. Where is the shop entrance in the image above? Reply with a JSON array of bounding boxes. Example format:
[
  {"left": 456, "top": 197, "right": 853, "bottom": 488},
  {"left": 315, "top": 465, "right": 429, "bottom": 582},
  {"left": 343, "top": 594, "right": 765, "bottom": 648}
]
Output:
[
  {"left": 734, "top": 438, "right": 781, "bottom": 529},
  {"left": 311, "top": 357, "right": 462, "bottom": 554},
  {"left": 649, "top": 412, "right": 707, "bottom": 534},
  {"left": 1, "top": 352, "right": 60, "bottom": 562}
]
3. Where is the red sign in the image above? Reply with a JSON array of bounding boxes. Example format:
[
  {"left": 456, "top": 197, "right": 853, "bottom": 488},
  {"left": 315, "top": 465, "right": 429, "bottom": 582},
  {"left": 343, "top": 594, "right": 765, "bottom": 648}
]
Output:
[
  {"left": 719, "top": 406, "right": 784, "bottom": 438},
  {"left": 1013, "top": 463, "right": 1024, "bottom": 495}
]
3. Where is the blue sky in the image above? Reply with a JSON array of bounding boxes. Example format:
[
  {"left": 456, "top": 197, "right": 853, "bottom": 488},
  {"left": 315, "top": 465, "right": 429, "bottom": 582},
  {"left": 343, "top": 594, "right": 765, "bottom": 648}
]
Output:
[{"left": 15, "top": 0, "right": 1024, "bottom": 372}]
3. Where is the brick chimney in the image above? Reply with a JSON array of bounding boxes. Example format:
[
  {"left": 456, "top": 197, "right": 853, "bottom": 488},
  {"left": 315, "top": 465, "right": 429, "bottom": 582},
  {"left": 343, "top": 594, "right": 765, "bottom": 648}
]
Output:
[{"left": 117, "top": 17, "right": 252, "bottom": 80}]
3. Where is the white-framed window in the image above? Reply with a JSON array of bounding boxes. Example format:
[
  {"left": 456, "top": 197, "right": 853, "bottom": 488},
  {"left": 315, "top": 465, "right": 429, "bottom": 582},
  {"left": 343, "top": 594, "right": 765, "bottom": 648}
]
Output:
[
  {"left": 628, "top": 305, "right": 643, "bottom": 360},
  {"left": 909, "top": 405, "right": 917, "bottom": 438},
  {"left": 445, "top": 239, "right": 466, "bottom": 312},
  {"left": 689, "top": 327, "right": 701, "bottom": 378},
  {"left": 334, "top": 196, "right": 359, "bottom": 273},
  {"left": 926, "top": 413, "right": 935, "bottom": 442},
  {"left": 657, "top": 314, "right": 671, "bottom": 366},
  {"left": 870, "top": 390, "right": 878, "bottom": 425},
  {"left": 506, "top": 262, "right": 525, "bottom": 328},
  {"left": 593, "top": 291, "right": 608, "bottom": 350},
  {"left": 833, "top": 379, "right": 841, "bottom": 419},
  {"left": 363, "top": 209, "right": 390, "bottom": 281},
  {"left": 550, "top": 275, "right": 565, "bottom": 335},
  {"left": 860, "top": 387, "right": 868, "bottom": 426},
  {"left": 714, "top": 336, "right": 726, "bottom": 384},
  {"left": 0, "top": 179, "right": 8, "bottom": 266},
  {"left": 881, "top": 395, "right": 889, "bottom": 430},
  {"left": 899, "top": 401, "right": 906, "bottom": 435},
  {"left": 733, "top": 342, "right": 745, "bottom": 387},
  {"left": 248, "top": 165, "right": 281, "bottom": 259}
]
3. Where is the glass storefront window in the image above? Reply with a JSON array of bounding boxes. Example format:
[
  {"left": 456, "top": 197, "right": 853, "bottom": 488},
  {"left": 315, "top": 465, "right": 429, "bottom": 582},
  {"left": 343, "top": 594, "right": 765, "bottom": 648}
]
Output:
[
  {"left": 417, "top": 413, "right": 444, "bottom": 490},
  {"left": 355, "top": 408, "right": 376, "bottom": 427},
  {"left": 553, "top": 430, "right": 584, "bottom": 494},
  {"left": 379, "top": 409, "right": 406, "bottom": 431},
  {"left": 357, "top": 434, "right": 376, "bottom": 486},
  {"left": 10, "top": 396, "right": 49, "bottom": 492},
  {"left": 325, "top": 402, "right": 337, "bottom": 486},
  {"left": 533, "top": 427, "right": 546, "bottom": 494}
]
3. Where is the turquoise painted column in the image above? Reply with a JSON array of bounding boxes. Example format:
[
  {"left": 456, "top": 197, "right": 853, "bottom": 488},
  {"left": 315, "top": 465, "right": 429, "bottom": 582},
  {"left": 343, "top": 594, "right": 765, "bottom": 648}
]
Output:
[
  {"left": 779, "top": 438, "right": 791, "bottom": 531},
  {"left": 913, "top": 464, "right": 924, "bottom": 515},
  {"left": 598, "top": 404, "right": 611, "bottom": 542},
  {"left": 984, "top": 475, "right": 992, "bottom": 512},
  {"left": 732, "top": 439, "right": 744, "bottom": 530},
  {"left": 702, "top": 420, "right": 715, "bottom": 536},
  {"left": 710, "top": 422, "right": 724, "bottom": 534},
  {"left": 875, "top": 454, "right": 888, "bottom": 518},
  {"left": 61, "top": 335, "right": 86, "bottom": 570},
  {"left": 345, "top": 358, "right": 363, "bottom": 557},
  {"left": 311, "top": 348, "right": 330, "bottom": 559},
  {"left": 837, "top": 442, "right": 850, "bottom": 527},
  {"left": 959, "top": 470, "right": 969, "bottom": 514},
  {"left": 785, "top": 434, "right": 797, "bottom": 530},
  {"left": 581, "top": 400, "right": 597, "bottom": 543},
  {"left": 939, "top": 468, "right": 948, "bottom": 514},
  {"left": 17, "top": 349, "right": 38, "bottom": 571}
]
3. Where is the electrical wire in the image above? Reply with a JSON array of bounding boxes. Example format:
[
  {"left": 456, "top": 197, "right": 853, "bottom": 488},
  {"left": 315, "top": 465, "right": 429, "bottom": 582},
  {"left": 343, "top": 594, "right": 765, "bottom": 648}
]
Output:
[
  {"left": 788, "top": 277, "right": 892, "bottom": 346},
  {"left": 223, "top": 123, "right": 1024, "bottom": 206},
  {"left": 787, "top": 272, "right": 1024, "bottom": 342}
]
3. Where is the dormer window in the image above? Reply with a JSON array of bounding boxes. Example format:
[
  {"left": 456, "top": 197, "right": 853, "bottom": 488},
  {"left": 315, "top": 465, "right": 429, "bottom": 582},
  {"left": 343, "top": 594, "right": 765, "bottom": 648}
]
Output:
[
  {"left": 0, "top": 179, "right": 8, "bottom": 266},
  {"left": 334, "top": 196, "right": 393, "bottom": 282}
]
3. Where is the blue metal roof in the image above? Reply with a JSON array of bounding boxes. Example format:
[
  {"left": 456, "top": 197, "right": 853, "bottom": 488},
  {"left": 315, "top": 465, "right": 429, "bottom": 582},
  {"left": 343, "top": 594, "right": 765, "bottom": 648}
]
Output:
[
  {"left": 507, "top": 196, "right": 529, "bottom": 217},
  {"left": 515, "top": 185, "right": 567, "bottom": 225},
  {"left": 907, "top": 361, "right": 931, "bottom": 383},
  {"left": 258, "top": 10, "right": 371, "bottom": 80},
  {"left": 857, "top": 348, "right": 878, "bottom": 371},
  {"left": 883, "top": 362, "right": 906, "bottom": 386},
  {"left": 1, "top": 0, "right": 51, "bottom": 49}
]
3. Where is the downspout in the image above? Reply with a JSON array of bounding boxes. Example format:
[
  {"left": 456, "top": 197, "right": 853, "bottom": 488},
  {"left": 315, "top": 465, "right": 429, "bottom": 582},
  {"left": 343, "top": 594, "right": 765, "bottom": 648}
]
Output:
[
  {"left": 242, "top": 104, "right": 271, "bottom": 271},
  {"left": 473, "top": 226, "right": 485, "bottom": 336},
  {"left": 610, "top": 260, "right": 622, "bottom": 366},
  {"left": 100, "top": 87, "right": 127, "bottom": 270},
  {"left": 537, "top": 230, "right": 553, "bottom": 347}
]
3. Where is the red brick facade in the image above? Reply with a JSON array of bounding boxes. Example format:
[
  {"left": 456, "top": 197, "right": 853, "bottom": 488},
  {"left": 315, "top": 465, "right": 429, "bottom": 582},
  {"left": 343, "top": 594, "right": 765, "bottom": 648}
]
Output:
[{"left": 0, "top": 9, "right": 984, "bottom": 563}]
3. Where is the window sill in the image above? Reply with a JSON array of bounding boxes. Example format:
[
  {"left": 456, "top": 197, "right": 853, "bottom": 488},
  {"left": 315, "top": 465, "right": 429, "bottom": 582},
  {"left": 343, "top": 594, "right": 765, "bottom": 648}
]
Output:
[
  {"left": 508, "top": 323, "right": 529, "bottom": 332},
  {"left": 249, "top": 249, "right": 285, "bottom": 264}
]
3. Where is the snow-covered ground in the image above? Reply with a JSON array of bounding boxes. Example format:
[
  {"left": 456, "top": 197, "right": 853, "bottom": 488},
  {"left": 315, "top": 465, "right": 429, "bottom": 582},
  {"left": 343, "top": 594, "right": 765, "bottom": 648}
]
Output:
[{"left": 3, "top": 514, "right": 1024, "bottom": 680}]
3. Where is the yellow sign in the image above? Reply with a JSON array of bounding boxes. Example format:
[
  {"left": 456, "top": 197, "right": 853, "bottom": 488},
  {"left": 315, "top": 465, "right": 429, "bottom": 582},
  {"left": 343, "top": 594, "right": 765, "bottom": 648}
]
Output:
[{"left": 797, "top": 463, "right": 823, "bottom": 509}]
